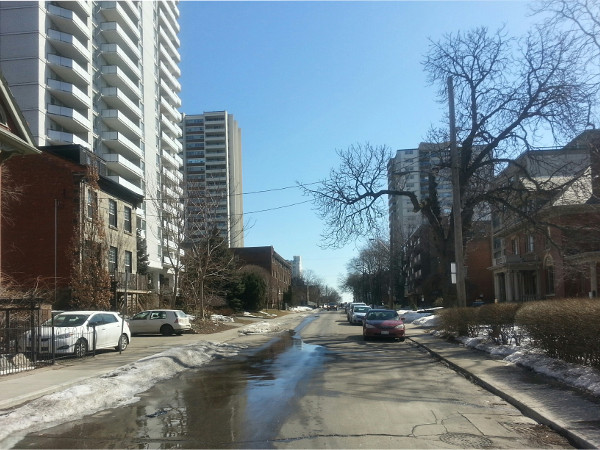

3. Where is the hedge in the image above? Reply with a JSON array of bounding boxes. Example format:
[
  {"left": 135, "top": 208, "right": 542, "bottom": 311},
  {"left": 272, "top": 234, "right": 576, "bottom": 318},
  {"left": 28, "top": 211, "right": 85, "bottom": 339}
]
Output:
[{"left": 435, "top": 299, "right": 600, "bottom": 369}]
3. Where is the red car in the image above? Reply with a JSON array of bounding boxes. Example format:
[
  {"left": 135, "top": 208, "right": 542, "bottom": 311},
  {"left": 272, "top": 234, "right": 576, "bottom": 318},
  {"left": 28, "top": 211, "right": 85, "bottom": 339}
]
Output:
[{"left": 363, "top": 309, "right": 405, "bottom": 341}]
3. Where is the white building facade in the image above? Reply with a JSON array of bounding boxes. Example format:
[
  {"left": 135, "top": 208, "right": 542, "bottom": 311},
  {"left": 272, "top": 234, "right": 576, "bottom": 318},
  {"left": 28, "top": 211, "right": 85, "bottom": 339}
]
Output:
[
  {"left": 181, "top": 111, "right": 243, "bottom": 248},
  {"left": 0, "top": 0, "right": 183, "bottom": 294}
]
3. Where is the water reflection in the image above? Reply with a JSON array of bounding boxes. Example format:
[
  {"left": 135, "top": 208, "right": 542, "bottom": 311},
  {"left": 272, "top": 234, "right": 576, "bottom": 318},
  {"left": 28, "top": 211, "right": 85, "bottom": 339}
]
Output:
[{"left": 15, "top": 321, "right": 328, "bottom": 449}]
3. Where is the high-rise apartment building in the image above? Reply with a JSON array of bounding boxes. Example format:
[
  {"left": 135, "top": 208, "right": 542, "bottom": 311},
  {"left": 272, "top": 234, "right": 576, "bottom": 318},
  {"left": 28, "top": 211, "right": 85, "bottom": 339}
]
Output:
[
  {"left": 0, "top": 1, "right": 183, "bottom": 294},
  {"left": 181, "top": 111, "right": 243, "bottom": 248},
  {"left": 388, "top": 143, "right": 453, "bottom": 242}
]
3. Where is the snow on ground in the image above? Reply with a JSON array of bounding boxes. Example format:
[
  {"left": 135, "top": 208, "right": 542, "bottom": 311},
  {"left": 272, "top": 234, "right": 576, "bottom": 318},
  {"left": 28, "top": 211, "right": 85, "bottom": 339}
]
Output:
[
  {"left": 0, "top": 341, "right": 245, "bottom": 448},
  {"left": 401, "top": 309, "right": 600, "bottom": 398}
]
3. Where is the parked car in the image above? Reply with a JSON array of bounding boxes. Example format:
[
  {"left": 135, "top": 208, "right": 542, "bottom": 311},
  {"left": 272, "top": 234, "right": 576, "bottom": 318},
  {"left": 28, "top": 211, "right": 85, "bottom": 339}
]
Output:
[
  {"left": 362, "top": 309, "right": 405, "bottom": 341},
  {"left": 20, "top": 311, "right": 131, "bottom": 357},
  {"left": 127, "top": 309, "right": 192, "bottom": 336},
  {"left": 350, "top": 305, "right": 371, "bottom": 324},
  {"left": 346, "top": 302, "right": 366, "bottom": 322}
]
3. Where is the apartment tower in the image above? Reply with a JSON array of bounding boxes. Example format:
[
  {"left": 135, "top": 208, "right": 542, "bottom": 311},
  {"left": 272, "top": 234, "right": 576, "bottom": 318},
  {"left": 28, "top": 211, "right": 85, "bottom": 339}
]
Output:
[
  {"left": 0, "top": 1, "right": 183, "bottom": 293},
  {"left": 181, "top": 111, "right": 244, "bottom": 247}
]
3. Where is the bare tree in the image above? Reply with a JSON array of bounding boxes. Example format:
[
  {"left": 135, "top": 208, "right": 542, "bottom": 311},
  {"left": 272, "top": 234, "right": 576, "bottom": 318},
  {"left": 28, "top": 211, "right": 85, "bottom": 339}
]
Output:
[
  {"left": 178, "top": 180, "right": 243, "bottom": 318},
  {"left": 70, "top": 165, "right": 112, "bottom": 310},
  {"left": 303, "top": 26, "right": 596, "bottom": 305}
]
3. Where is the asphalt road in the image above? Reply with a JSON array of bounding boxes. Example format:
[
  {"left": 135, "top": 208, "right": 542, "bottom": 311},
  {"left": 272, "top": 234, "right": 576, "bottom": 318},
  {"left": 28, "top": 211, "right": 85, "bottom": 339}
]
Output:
[{"left": 11, "top": 310, "right": 571, "bottom": 448}]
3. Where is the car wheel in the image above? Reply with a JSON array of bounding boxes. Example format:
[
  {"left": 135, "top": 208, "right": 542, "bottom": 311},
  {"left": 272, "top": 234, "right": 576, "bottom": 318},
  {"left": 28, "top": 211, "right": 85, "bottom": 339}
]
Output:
[
  {"left": 398, "top": 337, "right": 406, "bottom": 342},
  {"left": 160, "top": 324, "right": 174, "bottom": 336},
  {"left": 74, "top": 339, "right": 88, "bottom": 358},
  {"left": 116, "top": 334, "right": 129, "bottom": 351},
  {"left": 363, "top": 335, "right": 370, "bottom": 341}
]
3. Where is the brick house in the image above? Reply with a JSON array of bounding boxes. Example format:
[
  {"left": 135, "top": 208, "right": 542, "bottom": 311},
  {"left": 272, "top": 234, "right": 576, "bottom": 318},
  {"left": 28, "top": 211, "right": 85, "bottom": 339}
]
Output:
[
  {"left": 2, "top": 145, "right": 145, "bottom": 308},
  {"left": 0, "top": 70, "right": 40, "bottom": 287},
  {"left": 232, "top": 246, "right": 292, "bottom": 309},
  {"left": 490, "top": 130, "right": 600, "bottom": 301}
]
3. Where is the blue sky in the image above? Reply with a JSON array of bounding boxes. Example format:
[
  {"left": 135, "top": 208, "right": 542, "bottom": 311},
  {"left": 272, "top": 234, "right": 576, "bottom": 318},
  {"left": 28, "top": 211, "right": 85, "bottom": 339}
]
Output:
[{"left": 178, "top": 1, "right": 538, "bottom": 301}]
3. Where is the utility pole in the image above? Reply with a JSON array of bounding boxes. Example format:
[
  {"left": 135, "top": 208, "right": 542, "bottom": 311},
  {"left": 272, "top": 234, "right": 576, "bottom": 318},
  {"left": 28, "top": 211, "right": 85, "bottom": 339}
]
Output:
[{"left": 448, "top": 76, "right": 467, "bottom": 307}]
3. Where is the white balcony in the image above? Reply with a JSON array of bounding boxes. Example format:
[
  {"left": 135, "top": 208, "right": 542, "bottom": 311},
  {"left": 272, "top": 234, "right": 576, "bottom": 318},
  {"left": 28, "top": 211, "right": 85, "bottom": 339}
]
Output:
[
  {"left": 161, "top": 114, "right": 182, "bottom": 139},
  {"left": 118, "top": 0, "right": 140, "bottom": 22},
  {"left": 158, "top": 44, "right": 181, "bottom": 78},
  {"left": 163, "top": 168, "right": 182, "bottom": 185},
  {"left": 100, "top": 43, "right": 140, "bottom": 81},
  {"left": 47, "top": 54, "right": 89, "bottom": 87},
  {"left": 47, "top": 78, "right": 90, "bottom": 110},
  {"left": 161, "top": 145, "right": 182, "bottom": 169},
  {"left": 102, "top": 109, "right": 142, "bottom": 139},
  {"left": 158, "top": 27, "right": 180, "bottom": 62},
  {"left": 158, "top": 2, "right": 180, "bottom": 34},
  {"left": 47, "top": 4, "right": 90, "bottom": 42},
  {"left": 159, "top": 61, "right": 181, "bottom": 92},
  {"left": 102, "top": 131, "right": 142, "bottom": 160},
  {"left": 101, "top": 86, "right": 141, "bottom": 119},
  {"left": 160, "top": 96, "right": 182, "bottom": 123},
  {"left": 55, "top": 1, "right": 91, "bottom": 18},
  {"left": 107, "top": 175, "right": 143, "bottom": 196},
  {"left": 47, "top": 129, "right": 88, "bottom": 147},
  {"left": 100, "top": 2, "right": 140, "bottom": 40},
  {"left": 161, "top": 131, "right": 183, "bottom": 154},
  {"left": 158, "top": 12, "right": 180, "bottom": 48},
  {"left": 159, "top": 79, "right": 181, "bottom": 108},
  {"left": 47, "top": 29, "right": 90, "bottom": 63},
  {"left": 99, "top": 22, "right": 140, "bottom": 60},
  {"left": 101, "top": 65, "right": 141, "bottom": 99},
  {"left": 102, "top": 153, "right": 144, "bottom": 180},
  {"left": 47, "top": 104, "right": 90, "bottom": 133}
]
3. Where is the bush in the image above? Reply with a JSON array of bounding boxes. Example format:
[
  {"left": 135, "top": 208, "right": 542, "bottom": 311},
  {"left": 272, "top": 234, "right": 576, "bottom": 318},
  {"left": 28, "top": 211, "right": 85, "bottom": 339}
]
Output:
[
  {"left": 477, "top": 303, "right": 523, "bottom": 345},
  {"left": 516, "top": 299, "right": 600, "bottom": 369},
  {"left": 436, "top": 307, "right": 479, "bottom": 337}
]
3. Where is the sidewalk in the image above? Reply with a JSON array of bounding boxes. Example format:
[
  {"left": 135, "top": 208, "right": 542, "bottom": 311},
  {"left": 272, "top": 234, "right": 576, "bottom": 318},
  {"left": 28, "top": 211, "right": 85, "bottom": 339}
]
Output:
[{"left": 407, "top": 323, "right": 600, "bottom": 449}]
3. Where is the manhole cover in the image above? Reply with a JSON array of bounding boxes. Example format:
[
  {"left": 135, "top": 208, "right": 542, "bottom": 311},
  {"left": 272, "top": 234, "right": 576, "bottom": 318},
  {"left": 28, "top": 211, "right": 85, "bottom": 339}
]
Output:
[{"left": 440, "top": 432, "right": 493, "bottom": 448}]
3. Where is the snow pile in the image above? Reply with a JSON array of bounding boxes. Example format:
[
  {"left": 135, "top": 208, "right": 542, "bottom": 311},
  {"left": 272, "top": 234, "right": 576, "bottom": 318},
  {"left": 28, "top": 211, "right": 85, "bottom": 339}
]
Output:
[
  {"left": 399, "top": 309, "right": 438, "bottom": 326},
  {"left": 0, "top": 342, "right": 244, "bottom": 448},
  {"left": 238, "top": 321, "right": 288, "bottom": 335},
  {"left": 288, "top": 306, "right": 314, "bottom": 312},
  {"left": 211, "top": 314, "right": 235, "bottom": 323}
]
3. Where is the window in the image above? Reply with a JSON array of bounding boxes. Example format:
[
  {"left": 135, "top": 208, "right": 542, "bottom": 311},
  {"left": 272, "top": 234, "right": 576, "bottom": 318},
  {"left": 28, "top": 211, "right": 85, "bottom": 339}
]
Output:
[
  {"left": 527, "top": 234, "right": 535, "bottom": 253},
  {"left": 87, "top": 190, "right": 97, "bottom": 219},
  {"left": 545, "top": 256, "right": 555, "bottom": 296},
  {"left": 109, "top": 199, "right": 117, "bottom": 228},
  {"left": 124, "top": 251, "right": 132, "bottom": 273},
  {"left": 124, "top": 206, "right": 132, "bottom": 233},
  {"left": 512, "top": 237, "right": 519, "bottom": 255},
  {"left": 109, "top": 246, "right": 117, "bottom": 273}
]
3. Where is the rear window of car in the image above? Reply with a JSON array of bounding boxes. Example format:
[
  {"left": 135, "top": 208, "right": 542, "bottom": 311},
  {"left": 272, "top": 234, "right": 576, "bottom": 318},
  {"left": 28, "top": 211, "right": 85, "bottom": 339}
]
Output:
[{"left": 175, "top": 310, "right": 187, "bottom": 318}]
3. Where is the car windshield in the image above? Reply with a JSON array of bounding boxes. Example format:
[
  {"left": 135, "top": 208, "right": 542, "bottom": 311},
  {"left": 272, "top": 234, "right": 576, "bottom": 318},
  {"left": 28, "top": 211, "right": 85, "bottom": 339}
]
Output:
[
  {"left": 367, "top": 311, "right": 399, "bottom": 320},
  {"left": 42, "top": 314, "right": 90, "bottom": 327},
  {"left": 355, "top": 306, "right": 369, "bottom": 312}
]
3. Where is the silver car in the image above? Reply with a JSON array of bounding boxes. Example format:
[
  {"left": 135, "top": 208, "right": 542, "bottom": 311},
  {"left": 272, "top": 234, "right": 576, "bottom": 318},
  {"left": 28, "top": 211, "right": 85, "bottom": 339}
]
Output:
[{"left": 127, "top": 309, "right": 192, "bottom": 336}]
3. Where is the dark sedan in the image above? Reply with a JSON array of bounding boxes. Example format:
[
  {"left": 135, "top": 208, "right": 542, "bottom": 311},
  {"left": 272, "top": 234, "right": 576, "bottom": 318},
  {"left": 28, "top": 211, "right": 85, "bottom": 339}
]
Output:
[{"left": 362, "top": 309, "right": 405, "bottom": 341}]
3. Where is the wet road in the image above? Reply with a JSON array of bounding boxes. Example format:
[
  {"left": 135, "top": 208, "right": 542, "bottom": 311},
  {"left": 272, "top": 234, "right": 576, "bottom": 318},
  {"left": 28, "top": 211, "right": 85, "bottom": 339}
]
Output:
[{"left": 14, "top": 311, "right": 571, "bottom": 448}]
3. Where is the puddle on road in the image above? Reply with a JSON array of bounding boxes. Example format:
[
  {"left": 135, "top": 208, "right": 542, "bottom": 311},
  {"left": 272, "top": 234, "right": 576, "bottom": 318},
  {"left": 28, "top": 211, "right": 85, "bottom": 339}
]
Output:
[{"left": 15, "top": 316, "right": 329, "bottom": 449}]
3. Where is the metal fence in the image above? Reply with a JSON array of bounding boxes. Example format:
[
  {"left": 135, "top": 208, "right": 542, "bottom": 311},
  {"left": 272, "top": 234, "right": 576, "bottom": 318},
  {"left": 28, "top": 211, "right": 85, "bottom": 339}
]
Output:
[{"left": 0, "top": 299, "right": 100, "bottom": 376}]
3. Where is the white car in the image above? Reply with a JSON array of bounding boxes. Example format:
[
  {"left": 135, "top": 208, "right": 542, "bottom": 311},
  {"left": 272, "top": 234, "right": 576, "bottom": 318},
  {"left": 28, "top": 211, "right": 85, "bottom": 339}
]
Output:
[
  {"left": 20, "top": 311, "right": 131, "bottom": 357},
  {"left": 127, "top": 309, "right": 192, "bottom": 336},
  {"left": 351, "top": 305, "right": 371, "bottom": 324}
]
